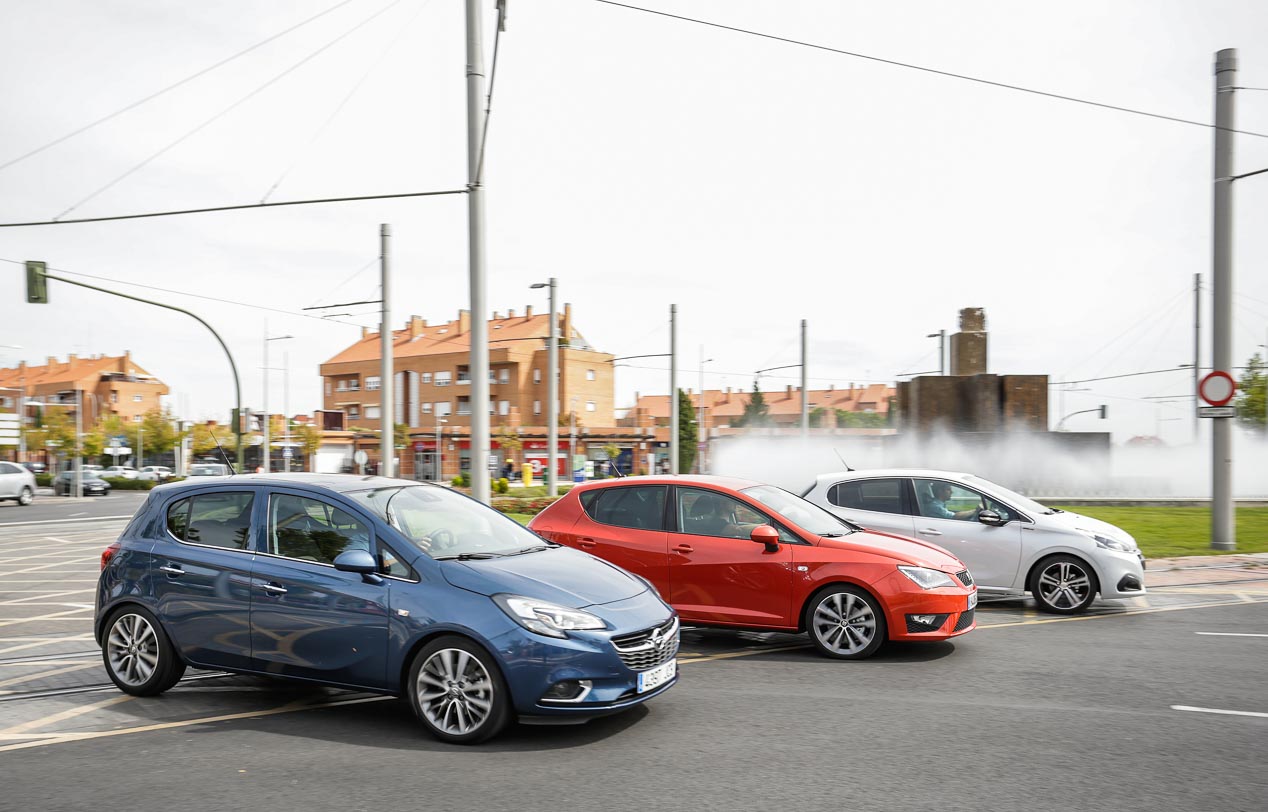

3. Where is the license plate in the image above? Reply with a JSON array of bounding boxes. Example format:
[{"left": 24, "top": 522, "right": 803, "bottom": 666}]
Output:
[
  {"left": 967, "top": 591, "right": 978, "bottom": 610},
  {"left": 637, "top": 659, "right": 677, "bottom": 693}
]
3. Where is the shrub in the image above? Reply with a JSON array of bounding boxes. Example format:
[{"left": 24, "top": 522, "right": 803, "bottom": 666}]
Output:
[
  {"left": 451, "top": 471, "right": 471, "bottom": 488},
  {"left": 102, "top": 477, "right": 157, "bottom": 490},
  {"left": 494, "top": 477, "right": 510, "bottom": 494},
  {"left": 490, "top": 495, "right": 564, "bottom": 516},
  {"left": 36, "top": 473, "right": 52, "bottom": 487}
]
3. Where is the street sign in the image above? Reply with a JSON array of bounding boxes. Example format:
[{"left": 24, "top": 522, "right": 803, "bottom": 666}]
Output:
[
  {"left": 1198, "top": 406, "right": 1236, "bottom": 418},
  {"left": 282, "top": 447, "right": 293, "bottom": 458},
  {"left": 0, "top": 414, "right": 17, "bottom": 447},
  {"left": 353, "top": 450, "right": 368, "bottom": 465},
  {"left": 1198, "top": 371, "right": 1236, "bottom": 406}
]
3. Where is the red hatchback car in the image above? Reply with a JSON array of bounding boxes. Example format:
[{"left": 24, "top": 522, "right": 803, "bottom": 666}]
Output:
[{"left": 529, "top": 476, "right": 977, "bottom": 660}]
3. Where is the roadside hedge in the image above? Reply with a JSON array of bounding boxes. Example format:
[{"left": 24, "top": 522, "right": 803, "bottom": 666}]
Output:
[
  {"left": 101, "top": 477, "right": 157, "bottom": 490},
  {"left": 490, "top": 495, "right": 564, "bottom": 516},
  {"left": 35, "top": 474, "right": 52, "bottom": 487}
]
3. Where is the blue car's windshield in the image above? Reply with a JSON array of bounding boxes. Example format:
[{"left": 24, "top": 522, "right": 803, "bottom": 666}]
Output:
[{"left": 348, "top": 485, "right": 551, "bottom": 559}]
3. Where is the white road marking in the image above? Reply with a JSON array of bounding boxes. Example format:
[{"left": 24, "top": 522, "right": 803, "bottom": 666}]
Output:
[
  {"left": 1194, "top": 632, "right": 1268, "bottom": 637},
  {"left": 1171, "top": 705, "right": 1268, "bottom": 719},
  {"left": 0, "top": 516, "right": 132, "bottom": 529},
  {"left": 68, "top": 513, "right": 87, "bottom": 518},
  {"left": 0, "top": 694, "right": 134, "bottom": 735}
]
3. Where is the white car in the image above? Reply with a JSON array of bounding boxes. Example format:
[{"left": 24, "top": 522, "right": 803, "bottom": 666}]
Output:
[
  {"left": 188, "top": 463, "right": 231, "bottom": 477},
  {"left": 137, "top": 466, "right": 173, "bottom": 481},
  {"left": 803, "top": 469, "right": 1146, "bottom": 614},
  {"left": 104, "top": 465, "right": 140, "bottom": 479},
  {"left": 0, "top": 461, "right": 36, "bottom": 506}
]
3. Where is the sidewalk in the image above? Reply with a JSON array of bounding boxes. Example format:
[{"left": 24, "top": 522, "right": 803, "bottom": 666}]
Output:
[{"left": 1144, "top": 552, "right": 1268, "bottom": 588}]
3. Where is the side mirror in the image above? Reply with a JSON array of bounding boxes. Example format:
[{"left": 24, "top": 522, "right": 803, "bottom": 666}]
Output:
[
  {"left": 977, "top": 509, "right": 1006, "bottom": 527},
  {"left": 333, "top": 549, "right": 378, "bottom": 574},
  {"left": 750, "top": 525, "right": 781, "bottom": 552}
]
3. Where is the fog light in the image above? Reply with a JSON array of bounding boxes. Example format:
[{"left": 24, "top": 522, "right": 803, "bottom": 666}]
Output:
[
  {"left": 905, "top": 613, "right": 949, "bottom": 633},
  {"left": 912, "top": 615, "right": 937, "bottom": 625},
  {"left": 540, "top": 679, "right": 592, "bottom": 703}
]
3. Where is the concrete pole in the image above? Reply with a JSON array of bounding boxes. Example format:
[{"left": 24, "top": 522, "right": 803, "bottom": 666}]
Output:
[
  {"left": 940, "top": 330, "right": 947, "bottom": 376},
  {"left": 1194, "top": 272, "right": 1201, "bottom": 445},
  {"left": 546, "top": 278, "right": 558, "bottom": 495},
  {"left": 1211, "top": 48, "right": 1236, "bottom": 550},
  {"left": 380, "top": 223, "right": 394, "bottom": 479},
  {"left": 800, "top": 319, "right": 809, "bottom": 439},
  {"left": 670, "top": 304, "right": 678, "bottom": 474},
  {"left": 263, "top": 329, "right": 270, "bottom": 474},
  {"left": 697, "top": 346, "right": 710, "bottom": 474},
  {"left": 465, "top": 0, "right": 490, "bottom": 503},
  {"left": 74, "top": 389, "right": 82, "bottom": 498}
]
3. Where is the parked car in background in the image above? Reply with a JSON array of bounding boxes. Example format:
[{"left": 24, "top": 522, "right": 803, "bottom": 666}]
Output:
[
  {"left": 105, "top": 465, "right": 140, "bottom": 480},
  {"left": 83, "top": 464, "right": 105, "bottom": 474},
  {"left": 0, "top": 462, "right": 37, "bottom": 506},
  {"left": 95, "top": 474, "right": 679, "bottom": 743},
  {"left": 137, "top": 466, "right": 174, "bottom": 481},
  {"left": 802, "top": 469, "right": 1147, "bottom": 614},
  {"left": 54, "top": 470, "right": 112, "bottom": 496},
  {"left": 530, "top": 475, "right": 977, "bottom": 660},
  {"left": 187, "top": 463, "right": 231, "bottom": 477},
  {"left": 21, "top": 461, "right": 47, "bottom": 475}
]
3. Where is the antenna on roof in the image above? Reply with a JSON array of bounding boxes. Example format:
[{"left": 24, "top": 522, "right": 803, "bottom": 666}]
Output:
[
  {"left": 833, "top": 448, "right": 854, "bottom": 472},
  {"left": 209, "top": 431, "right": 237, "bottom": 475}
]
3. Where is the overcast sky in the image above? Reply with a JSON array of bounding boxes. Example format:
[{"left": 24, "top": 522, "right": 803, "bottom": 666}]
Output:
[{"left": 2, "top": 0, "right": 1266, "bottom": 445}]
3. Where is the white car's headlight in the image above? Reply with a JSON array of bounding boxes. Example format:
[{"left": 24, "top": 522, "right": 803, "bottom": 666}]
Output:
[
  {"left": 493, "top": 594, "right": 607, "bottom": 638},
  {"left": 1078, "top": 529, "right": 1133, "bottom": 552},
  {"left": 897, "top": 566, "right": 958, "bottom": 590}
]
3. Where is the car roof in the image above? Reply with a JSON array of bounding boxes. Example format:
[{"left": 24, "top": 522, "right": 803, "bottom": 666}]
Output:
[
  {"left": 570, "top": 474, "right": 769, "bottom": 493},
  {"left": 812, "top": 468, "right": 976, "bottom": 486},
  {"left": 152, "top": 472, "right": 426, "bottom": 495}
]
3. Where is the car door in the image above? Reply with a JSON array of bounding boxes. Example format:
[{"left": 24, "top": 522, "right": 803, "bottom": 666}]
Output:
[
  {"left": 910, "top": 477, "right": 1023, "bottom": 589},
  {"left": 571, "top": 485, "right": 671, "bottom": 589},
  {"left": 668, "top": 487, "right": 793, "bottom": 627},
  {"left": 822, "top": 477, "right": 917, "bottom": 539},
  {"left": 151, "top": 488, "right": 259, "bottom": 670},
  {"left": 249, "top": 489, "right": 391, "bottom": 690},
  {"left": 0, "top": 462, "right": 21, "bottom": 498}
]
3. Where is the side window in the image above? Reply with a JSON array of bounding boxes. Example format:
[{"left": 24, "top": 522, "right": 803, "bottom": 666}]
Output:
[
  {"left": 377, "top": 541, "right": 415, "bottom": 579},
  {"left": 588, "top": 486, "right": 666, "bottom": 530},
  {"left": 677, "top": 488, "right": 770, "bottom": 540},
  {"left": 269, "top": 493, "right": 372, "bottom": 565},
  {"left": 578, "top": 490, "right": 601, "bottom": 516},
  {"left": 913, "top": 478, "right": 1007, "bottom": 521},
  {"left": 177, "top": 492, "right": 254, "bottom": 550},
  {"left": 831, "top": 478, "right": 906, "bottom": 515}
]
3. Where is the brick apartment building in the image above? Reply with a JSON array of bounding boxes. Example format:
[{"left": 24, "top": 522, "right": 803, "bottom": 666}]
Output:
[
  {"left": 319, "top": 305, "right": 624, "bottom": 479},
  {"left": 0, "top": 352, "right": 169, "bottom": 428},
  {"left": 620, "top": 383, "right": 896, "bottom": 431}
]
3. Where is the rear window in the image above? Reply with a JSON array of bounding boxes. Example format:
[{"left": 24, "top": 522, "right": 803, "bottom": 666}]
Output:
[
  {"left": 830, "top": 478, "right": 907, "bottom": 515},
  {"left": 583, "top": 486, "right": 667, "bottom": 531}
]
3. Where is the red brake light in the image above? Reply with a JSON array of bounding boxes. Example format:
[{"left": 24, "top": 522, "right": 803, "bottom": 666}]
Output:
[{"left": 101, "top": 542, "right": 121, "bottom": 571}]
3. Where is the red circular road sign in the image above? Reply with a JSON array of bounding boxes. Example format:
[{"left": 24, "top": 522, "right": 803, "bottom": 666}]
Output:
[{"left": 1199, "top": 371, "right": 1237, "bottom": 406}]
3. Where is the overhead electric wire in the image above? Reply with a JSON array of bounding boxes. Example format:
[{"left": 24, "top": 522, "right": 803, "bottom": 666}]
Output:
[
  {"left": 0, "top": 0, "right": 360, "bottom": 174},
  {"left": 1057, "top": 285, "right": 1191, "bottom": 380},
  {"left": 306, "top": 258, "right": 380, "bottom": 309},
  {"left": 474, "top": 0, "right": 508, "bottom": 186},
  {"left": 52, "top": 0, "right": 407, "bottom": 222},
  {"left": 261, "top": 0, "right": 433, "bottom": 203},
  {"left": 1083, "top": 292, "right": 1190, "bottom": 382},
  {"left": 589, "top": 0, "right": 1268, "bottom": 140}
]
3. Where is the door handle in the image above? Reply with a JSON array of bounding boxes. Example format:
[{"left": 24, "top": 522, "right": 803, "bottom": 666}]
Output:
[
  {"left": 918, "top": 528, "right": 943, "bottom": 536},
  {"left": 259, "top": 582, "right": 288, "bottom": 594},
  {"left": 158, "top": 565, "right": 184, "bottom": 576},
  {"left": 578, "top": 537, "right": 597, "bottom": 549},
  {"left": 674, "top": 544, "right": 694, "bottom": 553}
]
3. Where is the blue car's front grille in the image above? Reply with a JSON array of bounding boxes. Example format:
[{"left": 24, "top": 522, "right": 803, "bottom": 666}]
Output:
[{"left": 611, "top": 617, "right": 679, "bottom": 671}]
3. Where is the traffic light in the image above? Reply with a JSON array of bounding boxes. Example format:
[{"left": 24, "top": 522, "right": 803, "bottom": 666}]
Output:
[
  {"left": 25, "top": 261, "right": 47, "bottom": 304},
  {"left": 1099, "top": 405, "right": 1108, "bottom": 419}
]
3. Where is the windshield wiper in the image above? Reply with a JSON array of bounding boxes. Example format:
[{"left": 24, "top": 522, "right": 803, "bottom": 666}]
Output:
[
  {"left": 433, "top": 552, "right": 502, "bottom": 561},
  {"left": 506, "top": 545, "right": 553, "bottom": 556},
  {"left": 820, "top": 532, "right": 847, "bottom": 537}
]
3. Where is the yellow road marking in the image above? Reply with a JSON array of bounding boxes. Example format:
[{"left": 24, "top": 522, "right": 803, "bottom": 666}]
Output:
[
  {"left": 678, "top": 643, "right": 810, "bottom": 664},
  {"left": 0, "top": 661, "right": 101, "bottom": 690},
  {"left": 975, "top": 597, "right": 1268, "bottom": 629},
  {"left": 0, "top": 694, "right": 134, "bottom": 735},
  {"left": 0, "top": 658, "right": 96, "bottom": 667}
]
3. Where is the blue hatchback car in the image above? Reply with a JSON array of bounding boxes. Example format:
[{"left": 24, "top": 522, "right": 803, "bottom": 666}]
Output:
[{"left": 95, "top": 474, "right": 679, "bottom": 743}]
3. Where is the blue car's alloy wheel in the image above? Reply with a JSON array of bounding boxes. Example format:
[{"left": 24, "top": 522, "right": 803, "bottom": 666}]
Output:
[
  {"left": 102, "top": 607, "right": 186, "bottom": 696},
  {"left": 408, "top": 636, "right": 510, "bottom": 745}
]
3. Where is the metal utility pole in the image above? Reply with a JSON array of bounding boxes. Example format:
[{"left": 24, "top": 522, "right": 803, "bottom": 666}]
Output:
[
  {"left": 465, "top": 0, "right": 491, "bottom": 503},
  {"left": 697, "top": 347, "right": 712, "bottom": 474},
  {"left": 669, "top": 304, "right": 678, "bottom": 474},
  {"left": 1211, "top": 48, "right": 1236, "bottom": 550},
  {"left": 283, "top": 350, "right": 290, "bottom": 470},
  {"left": 74, "top": 389, "right": 82, "bottom": 498},
  {"left": 1194, "top": 273, "right": 1201, "bottom": 445},
  {"left": 263, "top": 329, "right": 292, "bottom": 474},
  {"left": 926, "top": 330, "right": 946, "bottom": 375},
  {"left": 800, "top": 319, "right": 809, "bottom": 439},
  {"left": 380, "top": 223, "right": 395, "bottom": 479},
  {"left": 546, "top": 278, "right": 558, "bottom": 495}
]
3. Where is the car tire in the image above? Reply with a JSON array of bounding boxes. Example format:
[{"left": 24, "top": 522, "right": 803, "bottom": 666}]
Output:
[
  {"left": 407, "top": 635, "right": 511, "bottom": 744},
  {"left": 1030, "top": 555, "right": 1099, "bottom": 615},
  {"left": 101, "top": 606, "right": 187, "bottom": 696},
  {"left": 17, "top": 487, "right": 33, "bottom": 506},
  {"left": 804, "top": 584, "right": 887, "bottom": 660}
]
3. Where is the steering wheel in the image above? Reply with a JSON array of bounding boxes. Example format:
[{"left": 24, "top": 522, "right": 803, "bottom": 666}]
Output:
[{"left": 424, "top": 528, "right": 457, "bottom": 551}]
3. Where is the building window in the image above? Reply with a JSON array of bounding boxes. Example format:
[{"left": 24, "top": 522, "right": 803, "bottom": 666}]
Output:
[
  {"left": 457, "top": 397, "right": 472, "bottom": 415},
  {"left": 337, "top": 380, "right": 347, "bottom": 392},
  {"left": 111, "top": 391, "right": 118, "bottom": 403},
  {"left": 365, "top": 376, "right": 381, "bottom": 391},
  {"left": 365, "top": 405, "right": 381, "bottom": 420},
  {"left": 422, "top": 402, "right": 432, "bottom": 414},
  {"left": 488, "top": 370, "right": 497, "bottom": 384},
  {"left": 422, "top": 372, "right": 432, "bottom": 384},
  {"left": 586, "top": 401, "right": 596, "bottom": 412},
  {"left": 324, "top": 381, "right": 331, "bottom": 396},
  {"left": 348, "top": 406, "right": 360, "bottom": 419},
  {"left": 533, "top": 400, "right": 541, "bottom": 415},
  {"left": 457, "top": 366, "right": 471, "bottom": 385},
  {"left": 435, "top": 401, "right": 452, "bottom": 417},
  {"left": 499, "top": 369, "right": 509, "bottom": 384},
  {"left": 499, "top": 400, "right": 510, "bottom": 415},
  {"left": 586, "top": 369, "right": 596, "bottom": 381},
  {"left": 434, "top": 371, "right": 451, "bottom": 387},
  {"left": 133, "top": 394, "right": 143, "bottom": 402},
  {"left": 347, "top": 378, "right": 360, "bottom": 391},
  {"left": 133, "top": 415, "right": 143, "bottom": 423},
  {"left": 533, "top": 369, "right": 541, "bottom": 384}
]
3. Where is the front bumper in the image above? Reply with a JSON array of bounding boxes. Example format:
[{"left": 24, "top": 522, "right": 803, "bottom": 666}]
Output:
[
  {"left": 879, "top": 571, "right": 977, "bottom": 642},
  {"left": 1096, "top": 549, "right": 1148, "bottom": 599}
]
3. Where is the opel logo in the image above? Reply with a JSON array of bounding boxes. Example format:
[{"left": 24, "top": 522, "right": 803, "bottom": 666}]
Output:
[{"left": 649, "top": 629, "right": 663, "bottom": 648}]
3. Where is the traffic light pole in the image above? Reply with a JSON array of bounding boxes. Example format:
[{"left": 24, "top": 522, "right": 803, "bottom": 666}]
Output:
[{"left": 30, "top": 271, "right": 244, "bottom": 471}]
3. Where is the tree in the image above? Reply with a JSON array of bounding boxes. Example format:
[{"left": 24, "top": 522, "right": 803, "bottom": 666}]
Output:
[
  {"left": 834, "top": 409, "right": 887, "bottom": 428},
  {"left": 139, "top": 408, "right": 178, "bottom": 456},
  {"left": 734, "top": 381, "right": 771, "bottom": 428},
  {"left": 191, "top": 421, "right": 235, "bottom": 458},
  {"left": 394, "top": 422, "right": 410, "bottom": 450},
  {"left": 495, "top": 425, "right": 523, "bottom": 469},
  {"left": 602, "top": 442, "right": 623, "bottom": 476},
  {"left": 677, "top": 388, "right": 698, "bottom": 473},
  {"left": 809, "top": 407, "right": 827, "bottom": 428},
  {"left": 1234, "top": 351, "right": 1266, "bottom": 432},
  {"left": 294, "top": 424, "right": 323, "bottom": 471}
]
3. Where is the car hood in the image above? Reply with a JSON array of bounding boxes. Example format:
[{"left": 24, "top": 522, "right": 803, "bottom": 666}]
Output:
[
  {"left": 439, "top": 545, "right": 646, "bottom": 609},
  {"left": 819, "top": 530, "right": 965, "bottom": 570},
  {"left": 1045, "top": 511, "right": 1138, "bottom": 549}
]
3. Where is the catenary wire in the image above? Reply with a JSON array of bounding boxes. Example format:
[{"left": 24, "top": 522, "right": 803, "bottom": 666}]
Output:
[
  {"left": 306, "top": 258, "right": 381, "bottom": 309},
  {"left": 52, "top": 0, "right": 407, "bottom": 221},
  {"left": 1082, "top": 292, "right": 1190, "bottom": 382},
  {"left": 261, "top": 0, "right": 434, "bottom": 203},
  {"left": 474, "top": 1, "right": 507, "bottom": 186},
  {"left": 588, "top": 0, "right": 1268, "bottom": 140},
  {"left": 1057, "top": 284, "right": 1191, "bottom": 379},
  {"left": 0, "top": 0, "right": 360, "bottom": 174}
]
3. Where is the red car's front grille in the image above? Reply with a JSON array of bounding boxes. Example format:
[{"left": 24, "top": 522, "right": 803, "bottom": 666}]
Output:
[{"left": 952, "top": 609, "right": 975, "bottom": 632}]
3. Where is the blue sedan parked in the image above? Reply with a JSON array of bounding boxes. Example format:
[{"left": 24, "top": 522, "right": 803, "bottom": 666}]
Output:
[{"left": 95, "top": 474, "right": 679, "bottom": 743}]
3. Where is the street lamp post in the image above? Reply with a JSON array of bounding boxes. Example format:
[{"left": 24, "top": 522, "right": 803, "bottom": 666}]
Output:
[
  {"left": 530, "top": 278, "right": 558, "bottom": 495},
  {"left": 926, "top": 330, "right": 946, "bottom": 375},
  {"left": 569, "top": 396, "right": 578, "bottom": 483},
  {"left": 697, "top": 349, "right": 713, "bottom": 473},
  {"left": 263, "top": 331, "right": 294, "bottom": 474},
  {"left": 137, "top": 427, "right": 144, "bottom": 470},
  {"left": 435, "top": 418, "right": 448, "bottom": 482}
]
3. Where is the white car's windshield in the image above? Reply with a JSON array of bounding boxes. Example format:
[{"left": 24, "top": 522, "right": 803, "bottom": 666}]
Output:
[
  {"left": 348, "top": 485, "right": 552, "bottom": 559},
  {"left": 741, "top": 485, "right": 858, "bottom": 536},
  {"left": 961, "top": 475, "right": 1056, "bottom": 515}
]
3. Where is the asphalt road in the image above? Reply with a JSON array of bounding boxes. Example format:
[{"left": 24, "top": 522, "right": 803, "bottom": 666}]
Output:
[
  {"left": 0, "top": 489, "right": 149, "bottom": 526},
  {"left": 0, "top": 518, "right": 1264, "bottom": 812}
]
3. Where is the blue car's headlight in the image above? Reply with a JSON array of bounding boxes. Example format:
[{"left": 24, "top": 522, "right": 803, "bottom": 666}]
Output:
[{"left": 493, "top": 594, "right": 607, "bottom": 638}]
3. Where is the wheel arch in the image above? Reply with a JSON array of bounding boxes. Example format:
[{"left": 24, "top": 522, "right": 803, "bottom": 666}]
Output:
[
  {"left": 796, "top": 578, "right": 889, "bottom": 635},
  {"left": 396, "top": 627, "right": 507, "bottom": 698},
  {"left": 1025, "top": 551, "right": 1102, "bottom": 596}
]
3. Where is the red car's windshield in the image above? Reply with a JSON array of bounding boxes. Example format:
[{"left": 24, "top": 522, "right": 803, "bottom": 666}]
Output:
[{"left": 741, "top": 485, "right": 858, "bottom": 537}]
